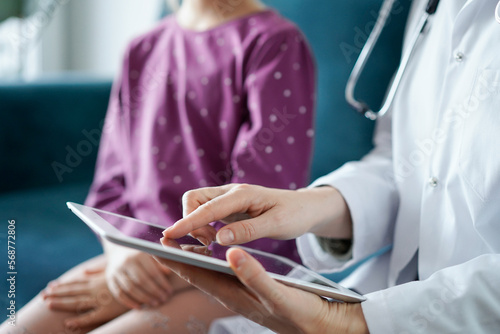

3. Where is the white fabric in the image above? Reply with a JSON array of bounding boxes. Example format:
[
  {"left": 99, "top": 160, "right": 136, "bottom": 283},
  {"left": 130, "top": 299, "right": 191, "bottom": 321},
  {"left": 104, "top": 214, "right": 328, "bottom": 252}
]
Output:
[
  {"left": 209, "top": 316, "right": 272, "bottom": 334},
  {"left": 298, "top": 0, "right": 500, "bottom": 332}
]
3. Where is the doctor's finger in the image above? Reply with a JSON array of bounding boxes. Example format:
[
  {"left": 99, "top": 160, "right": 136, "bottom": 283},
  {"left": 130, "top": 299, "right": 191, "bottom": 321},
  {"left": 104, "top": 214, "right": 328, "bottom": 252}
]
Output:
[
  {"left": 165, "top": 184, "right": 265, "bottom": 239},
  {"left": 189, "top": 225, "right": 217, "bottom": 245},
  {"left": 190, "top": 213, "right": 253, "bottom": 245},
  {"left": 214, "top": 215, "right": 277, "bottom": 245},
  {"left": 226, "top": 248, "right": 288, "bottom": 311},
  {"left": 181, "top": 184, "right": 237, "bottom": 217},
  {"left": 152, "top": 253, "right": 248, "bottom": 302},
  {"left": 227, "top": 248, "right": 333, "bottom": 332},
  {"left": 153, "top": 248, "right": 273, "bottom": 317}
]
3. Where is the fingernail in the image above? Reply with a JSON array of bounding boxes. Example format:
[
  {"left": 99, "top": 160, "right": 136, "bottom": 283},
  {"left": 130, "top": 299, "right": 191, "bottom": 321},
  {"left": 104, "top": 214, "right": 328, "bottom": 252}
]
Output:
[
  {"left": 232, "top": 250, "right": 247, "bottom": 270},
  {"left": 198, "top": 237, "right": 209, "bottom": 246},
  {"left": 163, "top": 227, "right": 171, "bottom": 236},
  {"left": 217, "top": 229, "right": 234, "bottom": 245},
  {"left": 65, "top": 321, "right": 76, "bottom": 328}
]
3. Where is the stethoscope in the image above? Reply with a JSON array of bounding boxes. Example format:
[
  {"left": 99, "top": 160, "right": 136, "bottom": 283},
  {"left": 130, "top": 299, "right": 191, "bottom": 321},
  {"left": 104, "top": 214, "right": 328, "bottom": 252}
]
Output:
[
  {"left": 347, "top": 0, "right": 500, "bottom": 120},
  {"left": 496, "top": 0, "right": 500, "bottom": 23},
  {"left": 345, "top": 0, "right": 441, "bottom": 120}
]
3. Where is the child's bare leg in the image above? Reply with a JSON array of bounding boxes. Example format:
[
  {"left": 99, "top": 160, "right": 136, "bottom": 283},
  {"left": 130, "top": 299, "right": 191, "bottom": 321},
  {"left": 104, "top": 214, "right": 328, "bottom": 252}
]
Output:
[
  {"left": 90, "top": 287, "right": 236, "bottom": 334},
  {"left": 0, "top": 293, "right": 99, "bottom": 334},
  {"left": 0, "top": 254, "right": 112, "bottom": 334}
]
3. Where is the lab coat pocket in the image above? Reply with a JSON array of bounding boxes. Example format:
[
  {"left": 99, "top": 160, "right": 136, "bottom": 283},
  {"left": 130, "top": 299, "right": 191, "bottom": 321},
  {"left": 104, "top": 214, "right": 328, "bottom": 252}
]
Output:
[{"left": 459, "top": 69, "right": 500, "bottom": 202}]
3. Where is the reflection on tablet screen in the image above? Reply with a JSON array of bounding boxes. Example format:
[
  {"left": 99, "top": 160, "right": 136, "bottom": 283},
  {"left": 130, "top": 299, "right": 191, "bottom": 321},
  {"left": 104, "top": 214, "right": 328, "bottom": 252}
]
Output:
[{"left": 94, "top": 210, "right": 339, "bottom": 290}]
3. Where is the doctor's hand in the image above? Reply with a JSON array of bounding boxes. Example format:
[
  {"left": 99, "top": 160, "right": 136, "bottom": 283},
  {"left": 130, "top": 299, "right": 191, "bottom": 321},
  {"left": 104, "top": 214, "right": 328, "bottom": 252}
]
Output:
[
  {"left": 103, "top": 242, "right": 175, "bottom": 309},
  {"left": 164, "top": 183, "right": 352, "bottom": 246},
  {"left": 155, "top": 246, "right": 369, "bottom": 334}
]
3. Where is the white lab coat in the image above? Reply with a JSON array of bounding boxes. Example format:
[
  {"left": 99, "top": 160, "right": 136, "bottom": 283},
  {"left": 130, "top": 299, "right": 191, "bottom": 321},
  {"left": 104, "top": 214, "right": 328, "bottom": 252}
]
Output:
[
  {"left": 210, "top": 0, "right": 500, "bottom": 332},
  {"left": 297, "top": 0, "right": 500, "bottom": 332}
]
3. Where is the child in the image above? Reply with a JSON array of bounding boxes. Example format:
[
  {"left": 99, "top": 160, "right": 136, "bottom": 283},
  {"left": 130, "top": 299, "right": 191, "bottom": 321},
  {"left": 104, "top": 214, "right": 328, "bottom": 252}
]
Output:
[{"left": 3, "top": 0, "right": 315, "bottom": 332}]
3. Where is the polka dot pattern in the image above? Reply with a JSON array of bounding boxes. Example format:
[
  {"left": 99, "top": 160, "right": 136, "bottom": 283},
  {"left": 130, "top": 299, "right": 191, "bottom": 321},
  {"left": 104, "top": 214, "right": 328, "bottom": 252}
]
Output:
[
  {"left": 158, "top": 116, "right": 167, "bottom": 125},
  {"left": 89, "top": 10, "right": 314, "bottom": 265}
]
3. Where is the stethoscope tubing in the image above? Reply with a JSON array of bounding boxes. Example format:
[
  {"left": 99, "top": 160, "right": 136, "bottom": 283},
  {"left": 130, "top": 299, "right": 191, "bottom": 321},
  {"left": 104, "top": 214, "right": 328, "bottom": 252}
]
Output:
[
  {"left": 345, "top": 0, "right": 440, "bottom": 120},
  {"left": 496, "top": 1, "right": 500, "bottom": 24},
  {"left": 344, "top": 0, "right": 397, "bottom": 119}
]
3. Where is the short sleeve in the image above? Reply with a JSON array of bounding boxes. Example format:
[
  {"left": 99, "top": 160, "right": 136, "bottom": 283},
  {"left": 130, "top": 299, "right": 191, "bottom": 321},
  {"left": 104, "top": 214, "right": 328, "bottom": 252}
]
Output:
[
  {"left": 229, "top": 29, "right": 316, "bottom": 190},
  {"left": 85, "top": 50, "right": 133, "bottom": 217}
]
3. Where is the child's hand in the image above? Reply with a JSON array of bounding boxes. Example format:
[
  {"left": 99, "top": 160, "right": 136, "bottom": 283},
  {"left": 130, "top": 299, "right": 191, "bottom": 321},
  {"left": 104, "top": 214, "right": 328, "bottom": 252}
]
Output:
[
  {"left": 104, "top": 245, "right": 175, "bottom": 309},
  {"left": 42, "top": 267, "right": 129, "bottom": 329}
]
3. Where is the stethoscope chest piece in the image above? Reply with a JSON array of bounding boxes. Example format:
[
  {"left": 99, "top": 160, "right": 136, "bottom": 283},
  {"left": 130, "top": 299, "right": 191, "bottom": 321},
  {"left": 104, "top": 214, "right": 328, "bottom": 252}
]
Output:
[{"left": 496, "top": 1, "right": 500, "bottom": 24}]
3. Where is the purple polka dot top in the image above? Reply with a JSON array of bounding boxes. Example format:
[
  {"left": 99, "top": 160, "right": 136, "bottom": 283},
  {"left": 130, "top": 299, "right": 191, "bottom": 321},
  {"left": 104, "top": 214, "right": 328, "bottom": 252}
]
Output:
[{"left": 85, "top": 10, "right": 316, "bottom": 263}]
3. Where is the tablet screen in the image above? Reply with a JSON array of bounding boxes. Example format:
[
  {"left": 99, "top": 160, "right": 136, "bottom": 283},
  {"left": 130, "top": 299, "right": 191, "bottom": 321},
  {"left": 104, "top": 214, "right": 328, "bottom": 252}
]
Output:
[{"left": 93, "top": 210, "right": 340, "bottom": 289}]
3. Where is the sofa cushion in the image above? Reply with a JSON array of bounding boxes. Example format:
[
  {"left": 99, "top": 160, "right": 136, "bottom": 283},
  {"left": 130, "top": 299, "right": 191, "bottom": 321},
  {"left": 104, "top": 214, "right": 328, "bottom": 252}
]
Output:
[
  {"left": 0, "top": 181, "right": 102, "bottom": 308},
  {"left": 0, "top": 75, "right": 112, "bottom": 194}
]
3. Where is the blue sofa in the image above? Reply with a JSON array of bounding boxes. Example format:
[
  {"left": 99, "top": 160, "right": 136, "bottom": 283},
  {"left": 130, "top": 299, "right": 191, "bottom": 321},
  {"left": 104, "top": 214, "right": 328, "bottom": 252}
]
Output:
[{"left": 0, "top": 0, "right": 409, "bottom": 309}]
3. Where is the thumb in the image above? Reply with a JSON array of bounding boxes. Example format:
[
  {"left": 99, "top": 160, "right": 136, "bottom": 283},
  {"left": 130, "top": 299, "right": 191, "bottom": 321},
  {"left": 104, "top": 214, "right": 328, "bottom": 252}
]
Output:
[{"left": 227, "top": 248, "right": 287, "bottom": 312}]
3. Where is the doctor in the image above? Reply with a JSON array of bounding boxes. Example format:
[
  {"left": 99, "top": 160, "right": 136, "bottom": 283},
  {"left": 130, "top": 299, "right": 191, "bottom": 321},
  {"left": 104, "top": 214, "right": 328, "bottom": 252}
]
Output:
[{"left": 159, "top": 0, "right": 500, "bottom": 332}]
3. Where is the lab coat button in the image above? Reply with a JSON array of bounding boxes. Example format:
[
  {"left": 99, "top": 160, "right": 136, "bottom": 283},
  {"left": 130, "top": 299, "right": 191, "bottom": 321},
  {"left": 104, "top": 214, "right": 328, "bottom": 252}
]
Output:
[
  {"left": 454, "top": 52, "right": 464, "bottom": 62},
  {"left": 429, "top": 177, "right": 439, "bottom": 187}
]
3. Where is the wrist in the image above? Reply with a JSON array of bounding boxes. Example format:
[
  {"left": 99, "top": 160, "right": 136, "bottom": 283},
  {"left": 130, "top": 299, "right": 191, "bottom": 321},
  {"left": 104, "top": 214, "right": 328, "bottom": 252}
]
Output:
[
  {"left": 347, "top": 303, "right": 369, "bottom": 334},
  {"left": 300, "top": 186, "right": 352, "bottom": 239},
  {"left": 103, "top": 239, "right": 137, "bottom": 259},
  {"left": 311, "top": 301, "right": 369, "bottom": 334}
]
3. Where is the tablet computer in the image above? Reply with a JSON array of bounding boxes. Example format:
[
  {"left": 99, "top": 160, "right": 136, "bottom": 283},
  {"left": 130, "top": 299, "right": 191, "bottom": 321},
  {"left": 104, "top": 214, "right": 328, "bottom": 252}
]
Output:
[{"left": 67, "top": 202, "right": 365, "bottom": 303}]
